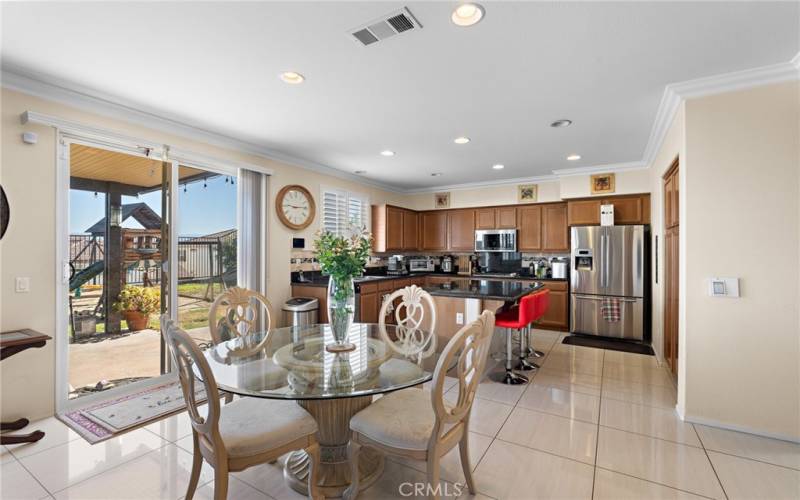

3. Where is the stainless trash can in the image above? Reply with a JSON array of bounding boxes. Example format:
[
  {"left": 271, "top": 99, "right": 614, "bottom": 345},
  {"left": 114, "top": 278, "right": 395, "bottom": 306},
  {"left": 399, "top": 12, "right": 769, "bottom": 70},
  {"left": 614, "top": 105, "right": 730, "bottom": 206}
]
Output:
[{"left": 282, "top": 297, "right": 319, "bottom": 328}]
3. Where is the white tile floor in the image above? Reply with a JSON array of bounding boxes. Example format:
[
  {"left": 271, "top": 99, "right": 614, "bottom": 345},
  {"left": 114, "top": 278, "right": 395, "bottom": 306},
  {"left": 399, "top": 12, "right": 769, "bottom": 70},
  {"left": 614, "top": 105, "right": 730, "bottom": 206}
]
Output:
[{"left": 3, "top": 329, "right": 800, "bottom": 499}]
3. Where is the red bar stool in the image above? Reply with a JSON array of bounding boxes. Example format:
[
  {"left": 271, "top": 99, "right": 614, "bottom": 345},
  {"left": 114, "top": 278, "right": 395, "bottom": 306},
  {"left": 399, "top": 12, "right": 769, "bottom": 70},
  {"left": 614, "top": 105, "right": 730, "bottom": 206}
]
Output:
[
  {"left": 522, "top": 290, "right": 550, "bottom": 363},
  {"left": 491, "top": 292, "right": 540, "bottom": 385}
]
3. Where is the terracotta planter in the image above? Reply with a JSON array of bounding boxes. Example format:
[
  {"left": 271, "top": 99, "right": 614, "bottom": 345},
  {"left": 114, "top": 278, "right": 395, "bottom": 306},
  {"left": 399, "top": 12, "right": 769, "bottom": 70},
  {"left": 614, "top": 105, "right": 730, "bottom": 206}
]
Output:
[{"left": 124, "top": 311, "right": 150, "bottom": 331}]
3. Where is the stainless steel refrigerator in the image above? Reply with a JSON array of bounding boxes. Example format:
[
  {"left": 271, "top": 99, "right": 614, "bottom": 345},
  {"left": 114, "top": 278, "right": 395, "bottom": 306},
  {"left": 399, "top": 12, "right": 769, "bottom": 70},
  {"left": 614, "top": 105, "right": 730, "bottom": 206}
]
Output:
[{"left": 570, "top": 225, "right": 647, "bottom": 340}]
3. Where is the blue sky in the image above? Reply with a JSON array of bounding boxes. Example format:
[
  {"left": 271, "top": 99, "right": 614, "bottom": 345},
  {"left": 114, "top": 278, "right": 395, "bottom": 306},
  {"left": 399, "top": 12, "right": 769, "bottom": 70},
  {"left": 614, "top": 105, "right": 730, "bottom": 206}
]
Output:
[{"left": 70, "top": 174, "right": 237, "bottom": 236}]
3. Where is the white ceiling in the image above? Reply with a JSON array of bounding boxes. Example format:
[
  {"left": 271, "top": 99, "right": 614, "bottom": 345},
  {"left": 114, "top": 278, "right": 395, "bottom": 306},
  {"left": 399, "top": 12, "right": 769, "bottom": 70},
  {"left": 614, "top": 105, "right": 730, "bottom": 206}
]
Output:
[{"left": 2, "top": 2, "right": 798, "bottom": 191}]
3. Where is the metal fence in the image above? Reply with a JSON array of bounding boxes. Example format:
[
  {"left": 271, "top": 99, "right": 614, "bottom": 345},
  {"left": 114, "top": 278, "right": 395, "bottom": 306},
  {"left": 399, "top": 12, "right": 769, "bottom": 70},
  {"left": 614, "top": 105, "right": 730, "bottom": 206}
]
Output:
[{"left": 69, "top": 231, "right": 237, "bottom": 287}]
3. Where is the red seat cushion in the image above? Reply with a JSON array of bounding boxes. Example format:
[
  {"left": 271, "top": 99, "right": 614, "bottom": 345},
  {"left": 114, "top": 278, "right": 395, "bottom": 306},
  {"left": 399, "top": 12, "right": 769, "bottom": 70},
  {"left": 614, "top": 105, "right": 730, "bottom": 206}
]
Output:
[{"left": 495, "top": 290, "right": 551, "bottom": 328}]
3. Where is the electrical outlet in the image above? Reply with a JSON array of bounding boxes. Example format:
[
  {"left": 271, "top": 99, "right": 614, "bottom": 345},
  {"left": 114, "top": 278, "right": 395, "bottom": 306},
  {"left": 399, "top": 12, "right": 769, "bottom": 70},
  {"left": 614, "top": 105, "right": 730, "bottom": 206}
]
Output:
[
  {"left": 15, "top": 277, "right": 30, "bottom": 293},
  {"left": 456, "top": 312, "right": 464, "bottom": 325}
]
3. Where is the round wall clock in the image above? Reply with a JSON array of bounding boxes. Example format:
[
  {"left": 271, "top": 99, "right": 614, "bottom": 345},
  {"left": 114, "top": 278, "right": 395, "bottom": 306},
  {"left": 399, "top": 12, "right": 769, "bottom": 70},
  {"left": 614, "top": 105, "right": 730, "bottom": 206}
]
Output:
[{"left": 276, "top": 185, "right": 315, "bottom": 230}]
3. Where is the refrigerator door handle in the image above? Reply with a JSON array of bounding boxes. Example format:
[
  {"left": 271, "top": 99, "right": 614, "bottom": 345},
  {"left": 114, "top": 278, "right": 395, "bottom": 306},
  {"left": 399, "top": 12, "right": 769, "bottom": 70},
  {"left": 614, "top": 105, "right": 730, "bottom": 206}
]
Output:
[
  {"left": 599, "top": 231, "right": 606, "bottom": 288},
  {"left": 574, "top": 294, "right": 638, "bottom": 303},
  {"left": 604, "top": 227, "right": 610, "bottom": 289}
]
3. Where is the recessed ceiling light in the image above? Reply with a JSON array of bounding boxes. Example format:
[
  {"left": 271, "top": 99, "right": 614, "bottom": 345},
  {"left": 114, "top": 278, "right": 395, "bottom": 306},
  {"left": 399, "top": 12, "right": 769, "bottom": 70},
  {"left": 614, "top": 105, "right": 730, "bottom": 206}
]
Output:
[
  {"left": 566, "top": 154, "right": 581, "bottom": 161},
  {"left": 431, "top": 172, "right": 443, "bottom": 177},
  {"left": 451, "top": 3, "right": 485, "bottom": 27},
  {"left": 550, "top": 119, "right": 572, "bottom": 128},
  {"left": 454, "top": 136, "right": 471, "bottom": 144},
  {"left": 380, "top": 150, "right": 395, "bottom": 157},
  {"left": 492, "top": 164, "right": 505, "bottom": 170},
  {"left": 354, "top": 170, "right": 367, "bottom": 174},
  {"left": 279, "top": 71, "right": 305, "bottom": 84}
]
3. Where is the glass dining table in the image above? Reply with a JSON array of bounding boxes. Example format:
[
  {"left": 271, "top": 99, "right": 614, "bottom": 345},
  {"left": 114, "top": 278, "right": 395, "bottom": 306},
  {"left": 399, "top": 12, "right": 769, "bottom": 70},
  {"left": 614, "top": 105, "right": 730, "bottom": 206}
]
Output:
[{"left": 202, "top": 322, "right": 448, "bottom": 497}]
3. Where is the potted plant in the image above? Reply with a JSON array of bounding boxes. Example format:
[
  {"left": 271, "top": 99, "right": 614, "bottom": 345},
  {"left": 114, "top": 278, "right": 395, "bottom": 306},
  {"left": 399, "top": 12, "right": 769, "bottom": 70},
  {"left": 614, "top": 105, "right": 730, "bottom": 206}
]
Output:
[
  {"left": 314, "top": 227, "right": 371, "bottom": 352},
  {"left": 113, "top": 285, "right": 160, "bottom": 331}
]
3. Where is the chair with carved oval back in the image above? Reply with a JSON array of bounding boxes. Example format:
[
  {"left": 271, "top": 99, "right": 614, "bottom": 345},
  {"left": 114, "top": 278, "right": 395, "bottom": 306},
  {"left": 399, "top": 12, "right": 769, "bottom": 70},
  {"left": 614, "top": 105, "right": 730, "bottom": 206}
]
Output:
[
  {"left": 160, "top": 315, "right": 323, "bottom": 500},
  {"left": 377, "top": 285, "right": 438, "bottom": 385},
  {"left": 345, "top": 310, "right": 496, "bottom": 500}
]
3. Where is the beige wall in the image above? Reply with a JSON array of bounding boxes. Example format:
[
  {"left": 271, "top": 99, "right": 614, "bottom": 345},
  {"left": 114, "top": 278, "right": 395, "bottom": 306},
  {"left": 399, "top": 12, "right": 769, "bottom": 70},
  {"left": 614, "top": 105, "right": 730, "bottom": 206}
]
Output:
[
  {"left": 559, "top": 168, "right": 651, "bottom": 199},
  {"left": 680, "top": 81, "right": 800, "bottom": 439},
  {"left": 646, "top": 105, "right": 685, "bottom": 366},
  {"left": 405, "top": 168, "right": 652, "bottom": 211},
  {"left": 0, "top": 88, "right": 406, "bottom": 421}
]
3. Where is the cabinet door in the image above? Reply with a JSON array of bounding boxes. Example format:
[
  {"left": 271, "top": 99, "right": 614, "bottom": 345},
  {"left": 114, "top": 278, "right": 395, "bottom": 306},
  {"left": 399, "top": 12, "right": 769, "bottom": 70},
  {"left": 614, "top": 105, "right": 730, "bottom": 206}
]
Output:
[
  {"left": 567, "top": 199, "right": 601, "bottom": 226},
  {"left": 421, "top": 212, "right": 448, "bottom": 251},
  {"left": 385, "top": 206, "right": 404, "bottom": 251},
  {"left": 605, "top": 196, "right": 643, "bottom": 225},
  {"left": 497, "top": 207, "right": 517, "bottom": 229},
  {"left": 402, "top": 210, "right": 418, "bottom": 250},
  {"left": 359, "top": 292, "right": 378, "bottom": 323},
  {"left": 536, "top": 288, "right": 569, "bottom": 330},
  {"left": 475, "top": 208, "right": 496, "bottom": 229},
  {"left": 541, "top": 203, "right": 569, "bottom": 252},
  {"left": 671, "top": 172, "right": 679, "bottom": 227},
  {"left": 447, "top": 210, "right": 475, "bottom": 251},
  {"left": 518, "top": 205, "right": 542, "bottom": 251}
]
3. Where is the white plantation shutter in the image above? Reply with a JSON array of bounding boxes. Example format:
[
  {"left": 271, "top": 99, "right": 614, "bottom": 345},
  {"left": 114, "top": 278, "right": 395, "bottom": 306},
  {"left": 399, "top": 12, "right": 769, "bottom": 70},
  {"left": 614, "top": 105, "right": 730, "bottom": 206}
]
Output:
[{"left": 321, "top": 187, "right": 369, "bottom": 236}]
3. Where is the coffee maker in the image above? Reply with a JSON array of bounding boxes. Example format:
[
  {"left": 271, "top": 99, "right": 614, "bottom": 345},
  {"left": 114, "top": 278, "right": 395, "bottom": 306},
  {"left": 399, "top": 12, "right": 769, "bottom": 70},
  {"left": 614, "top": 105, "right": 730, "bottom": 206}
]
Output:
[
  {"left": 440, "top": 255, "right": 455, "bottom": 273},
  {"left": 387, "top": 255, "right": 408, "bottom": 275}
]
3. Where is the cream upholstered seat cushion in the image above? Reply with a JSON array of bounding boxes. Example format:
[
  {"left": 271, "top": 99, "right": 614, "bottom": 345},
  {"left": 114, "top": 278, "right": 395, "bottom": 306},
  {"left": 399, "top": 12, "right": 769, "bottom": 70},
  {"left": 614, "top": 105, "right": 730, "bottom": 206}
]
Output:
[
  {"left": 218, "top": 397, "right": 317, "bottom": 458},
  {"left": 350, "top": 388, "right": 449, "bottom": 451}
]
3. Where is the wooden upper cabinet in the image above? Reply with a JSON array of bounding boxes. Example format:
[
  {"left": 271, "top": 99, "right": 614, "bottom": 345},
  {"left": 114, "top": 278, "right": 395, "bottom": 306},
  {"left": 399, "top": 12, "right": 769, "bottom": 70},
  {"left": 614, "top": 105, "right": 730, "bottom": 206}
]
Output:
[
  {"left": 401, "top": 210, "right": 418, "bottom": 250},
  {"left": 518, "top": 205, "right": 542, "bottom": 251},
  {"left": 567, "top": 199, "right": 602, "bottom": 226},
  {"left": 541, "top": 203, "right": 569, "bottom": 252},
  {"left": 421, "top": 211, "right": 448, "bottom": 251},
  {"left": 372, "top": 205, "right": 418, "bottom": 252},
  {"left": 607, "top": 195, "right": 650, "bottom": 225},
  {"left": 475, "top": 208, "right": 496, "bottom": 229},
  {"left": 664, "top": 166, "right": 679, "bottom": 229},
  {"left": 496, "top": 207, "right": 517, "bottom": 228},
  {"left": 447, "top": 209, "right": 476, "bottom": 251},
  {"left": 567, "top": 194, "right": 651, "bottom": 226}
]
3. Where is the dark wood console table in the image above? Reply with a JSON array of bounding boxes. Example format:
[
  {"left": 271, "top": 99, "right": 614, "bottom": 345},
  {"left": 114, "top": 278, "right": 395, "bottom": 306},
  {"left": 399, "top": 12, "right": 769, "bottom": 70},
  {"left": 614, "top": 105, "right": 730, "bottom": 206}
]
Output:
[{"left": 0, "top": 329, "right": 52, "bottom": 445}]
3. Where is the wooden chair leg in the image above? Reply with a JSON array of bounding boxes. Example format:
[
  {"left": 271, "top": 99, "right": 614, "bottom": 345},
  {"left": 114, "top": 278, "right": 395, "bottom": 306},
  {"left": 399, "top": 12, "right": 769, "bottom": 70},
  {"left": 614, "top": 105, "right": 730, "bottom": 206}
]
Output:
[
  {"left": 342, "top": 440, "right": 361, "bottom": 500},
  {"left": 223, "top": 392, "right": 233, "bottom": 404},
  {"left": 426, "top": 454, "right": 441, "bottom": 500},
  {"left": 458, "top": 433, "right": 476, "bottom": 494},
  {"left": 213, "top": 463, "right": 229, "bottom": 500},
  {"left": 185, "top": 434, "right": 203, "bottom": 500},
  {"left": 306, "top": 442, "right": 323, "bottom": 500}
]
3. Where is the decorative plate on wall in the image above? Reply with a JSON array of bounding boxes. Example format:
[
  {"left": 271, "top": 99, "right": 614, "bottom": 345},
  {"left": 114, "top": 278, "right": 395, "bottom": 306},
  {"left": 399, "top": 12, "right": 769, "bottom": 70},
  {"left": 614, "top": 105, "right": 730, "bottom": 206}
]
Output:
[{"left": 0, "top": 186, "right": 9, "bottom": 240}]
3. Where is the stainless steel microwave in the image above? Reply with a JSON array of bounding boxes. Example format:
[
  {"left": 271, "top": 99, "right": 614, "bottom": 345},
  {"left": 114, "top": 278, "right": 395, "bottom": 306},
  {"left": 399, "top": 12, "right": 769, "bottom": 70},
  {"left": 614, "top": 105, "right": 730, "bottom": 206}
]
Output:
[{"left": 474, "top": 229, "right": 517, "bottom": 252}]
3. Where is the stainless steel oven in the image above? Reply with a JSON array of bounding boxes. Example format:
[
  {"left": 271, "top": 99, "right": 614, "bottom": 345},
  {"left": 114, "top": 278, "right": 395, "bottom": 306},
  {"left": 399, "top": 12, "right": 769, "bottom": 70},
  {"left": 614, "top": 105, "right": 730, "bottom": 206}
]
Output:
[{"left": 474, "top": 229, "right": 517, "bottom": 252}]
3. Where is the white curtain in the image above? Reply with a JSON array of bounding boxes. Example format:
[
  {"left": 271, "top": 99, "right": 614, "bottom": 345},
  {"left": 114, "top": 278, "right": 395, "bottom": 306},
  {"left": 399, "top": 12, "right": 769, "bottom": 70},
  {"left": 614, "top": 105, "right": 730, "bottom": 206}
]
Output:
[{"left": 237, "top": 169, "right": 267, "bottom": 294}]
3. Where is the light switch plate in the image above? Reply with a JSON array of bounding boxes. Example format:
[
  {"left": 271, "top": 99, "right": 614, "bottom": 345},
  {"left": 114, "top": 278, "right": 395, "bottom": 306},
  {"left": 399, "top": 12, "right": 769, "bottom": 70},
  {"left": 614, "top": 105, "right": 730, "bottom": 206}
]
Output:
[
  {"left": 708, "top": 277, "right": 739, "bottom": 297},
  {"left": 455, "top": 312, "right": 464, "bottom": 325},
  {"left": 15, "top": 277, "right": 30, "bottom": 293}
]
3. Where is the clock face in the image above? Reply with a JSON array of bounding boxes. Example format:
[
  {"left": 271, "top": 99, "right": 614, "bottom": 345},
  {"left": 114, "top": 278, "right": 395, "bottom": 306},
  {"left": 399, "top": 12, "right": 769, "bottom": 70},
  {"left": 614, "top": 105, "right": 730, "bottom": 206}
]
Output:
[{"left": 277, "top": 185, "right": 315, "bottom": 229}]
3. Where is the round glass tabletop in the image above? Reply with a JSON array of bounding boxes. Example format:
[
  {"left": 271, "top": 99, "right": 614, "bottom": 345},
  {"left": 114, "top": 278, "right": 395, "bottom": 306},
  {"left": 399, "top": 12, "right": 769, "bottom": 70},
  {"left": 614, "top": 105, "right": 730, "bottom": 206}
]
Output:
[{"left": 202, "top": 323, "right": 445, "bottom": 400}]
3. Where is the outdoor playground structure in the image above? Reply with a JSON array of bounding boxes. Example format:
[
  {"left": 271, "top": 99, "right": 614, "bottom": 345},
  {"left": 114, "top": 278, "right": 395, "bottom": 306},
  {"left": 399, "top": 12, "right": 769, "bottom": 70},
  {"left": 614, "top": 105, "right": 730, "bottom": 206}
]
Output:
[{"left": 69, "top": 203, "right": 236, "bottom": 338}]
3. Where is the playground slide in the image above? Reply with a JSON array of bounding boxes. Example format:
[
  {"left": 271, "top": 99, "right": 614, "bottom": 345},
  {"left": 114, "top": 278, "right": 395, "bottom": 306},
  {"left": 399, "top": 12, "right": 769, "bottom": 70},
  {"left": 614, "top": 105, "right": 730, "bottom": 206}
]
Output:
[{"left": 69, "top": 261, "right": 104, "bottom": 291}]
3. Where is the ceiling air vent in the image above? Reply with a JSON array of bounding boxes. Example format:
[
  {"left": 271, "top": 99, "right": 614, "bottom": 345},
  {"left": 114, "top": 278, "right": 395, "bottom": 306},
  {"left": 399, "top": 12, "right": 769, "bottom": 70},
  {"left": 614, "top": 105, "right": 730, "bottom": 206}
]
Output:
[{"left": 348, "top": 7, "right": 422, "bottom": 47}]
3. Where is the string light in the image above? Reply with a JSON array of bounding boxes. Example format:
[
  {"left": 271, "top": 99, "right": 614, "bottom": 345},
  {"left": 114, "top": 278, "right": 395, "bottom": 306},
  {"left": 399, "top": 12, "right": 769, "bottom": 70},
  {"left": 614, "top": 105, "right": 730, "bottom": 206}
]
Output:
[
  {"left": 230, "top": 176, "right": 235, "bottom": 186},
  {"left": 225, "top": 177, "right": 229, "bottom": 184},
  {"left": 183, "top": 184, "right": 187, "bottom": 193},
  {"left": 93, "top": 192, "right": 98, "bottom": 198},
  {"left": 203, "top": 178, "right": 207, "bottom": 189}
]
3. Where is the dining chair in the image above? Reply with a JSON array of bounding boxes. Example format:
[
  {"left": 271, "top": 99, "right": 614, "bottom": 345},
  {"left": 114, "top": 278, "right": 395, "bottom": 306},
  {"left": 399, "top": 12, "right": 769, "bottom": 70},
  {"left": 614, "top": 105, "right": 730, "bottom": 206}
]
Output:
[
  {"left": 208, "top": 286, "right": 273, "bottom": 344},
  {"left": 344, "top": 310, "right": 496, "bottom": 500},
  {"left": 161, "top": 315, "right": 323, "bottom": 500},
  {"left": 208, "top": 287, "right": 275, "bottom": 402},
  {"left": 377, "top": 284, "right": 438, "bottom": 385}
]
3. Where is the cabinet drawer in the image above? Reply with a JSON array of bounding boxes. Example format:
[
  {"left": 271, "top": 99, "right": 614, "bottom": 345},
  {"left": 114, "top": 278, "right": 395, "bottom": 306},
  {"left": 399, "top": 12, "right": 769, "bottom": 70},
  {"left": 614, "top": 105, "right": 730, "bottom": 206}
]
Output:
[
  {"left": 541, "top": 281, "right": 568, "bottom": 292},
  {"left": 359, "top": 282, "right": 378, "bottom": 294}
]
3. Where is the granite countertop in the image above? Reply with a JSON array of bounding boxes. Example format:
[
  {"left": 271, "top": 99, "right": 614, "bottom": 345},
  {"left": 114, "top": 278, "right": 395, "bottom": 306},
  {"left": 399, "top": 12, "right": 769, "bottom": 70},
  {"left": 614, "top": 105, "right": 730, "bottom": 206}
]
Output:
[
  {"left": 291, "top": 270, "right": 567, "bottom": 287},
  {"left": 424, "top": 278, "right": 544, "bottom": 302}
]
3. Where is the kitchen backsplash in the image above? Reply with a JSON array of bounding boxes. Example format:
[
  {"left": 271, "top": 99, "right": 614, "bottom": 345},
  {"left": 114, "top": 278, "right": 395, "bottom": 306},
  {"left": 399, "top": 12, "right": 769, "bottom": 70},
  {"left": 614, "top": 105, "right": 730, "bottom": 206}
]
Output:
[{"left": 290, "top": 249, "right": 568, "bottom": 273}]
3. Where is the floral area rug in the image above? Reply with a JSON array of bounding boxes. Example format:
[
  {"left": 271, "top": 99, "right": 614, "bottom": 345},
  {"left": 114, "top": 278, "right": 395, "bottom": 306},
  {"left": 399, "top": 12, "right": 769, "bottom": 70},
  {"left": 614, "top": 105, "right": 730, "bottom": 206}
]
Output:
[{"left": 58, "top": 380, "right": 205, "bottom": 444}]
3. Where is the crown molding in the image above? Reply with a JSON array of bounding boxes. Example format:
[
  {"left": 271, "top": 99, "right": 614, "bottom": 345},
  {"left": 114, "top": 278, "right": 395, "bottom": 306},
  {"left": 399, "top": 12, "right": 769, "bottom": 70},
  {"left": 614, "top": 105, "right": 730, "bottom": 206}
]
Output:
[
  {"left": 3, "top": 66, "right": 405, "bottom": 194},
  {"left": 551, "top": 160, "right": 647, "bottom": 178},
  {"left": 642, "top": 53, "right": 800, "bottom": 167}
]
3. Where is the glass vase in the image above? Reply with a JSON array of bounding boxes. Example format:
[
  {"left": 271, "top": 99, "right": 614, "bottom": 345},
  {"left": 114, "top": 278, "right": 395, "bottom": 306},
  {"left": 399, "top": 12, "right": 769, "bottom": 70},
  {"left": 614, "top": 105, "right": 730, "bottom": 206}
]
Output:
[{"left": 326, "top": 276, "right": 356, "bottom": 352}]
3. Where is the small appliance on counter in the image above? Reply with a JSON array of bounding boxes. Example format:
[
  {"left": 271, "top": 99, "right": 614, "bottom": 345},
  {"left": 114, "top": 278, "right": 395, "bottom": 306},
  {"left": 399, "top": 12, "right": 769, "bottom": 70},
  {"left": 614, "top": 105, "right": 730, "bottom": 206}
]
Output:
[
  {"left": 536, "top": 257, "right": 550, "bottom": 279},
  {"left": 387, "top": 255, "right": 408, "bottom": 276},
  {"left": 440, "top": 255, "right": 456, "bottom": 273},
  {"left": 551, "top": 257, "right": 568, "bottom": 279},
  {"left": 409, "top": 257, "right": 435, "bottom": 273}
]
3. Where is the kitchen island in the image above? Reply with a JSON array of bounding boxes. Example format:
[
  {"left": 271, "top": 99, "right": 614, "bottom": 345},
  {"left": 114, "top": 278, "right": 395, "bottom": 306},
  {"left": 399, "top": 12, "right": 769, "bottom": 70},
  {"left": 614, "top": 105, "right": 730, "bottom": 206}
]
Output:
[{"left": 423, "top": 278, "right": 544, "bottom": 340}]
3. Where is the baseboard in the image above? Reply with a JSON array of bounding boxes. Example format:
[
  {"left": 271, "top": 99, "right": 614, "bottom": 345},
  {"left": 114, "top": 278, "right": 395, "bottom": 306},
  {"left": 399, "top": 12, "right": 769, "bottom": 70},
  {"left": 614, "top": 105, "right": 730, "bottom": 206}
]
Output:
[{"left": 683, "top": 413, "right": 800, "bottom": 444}]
